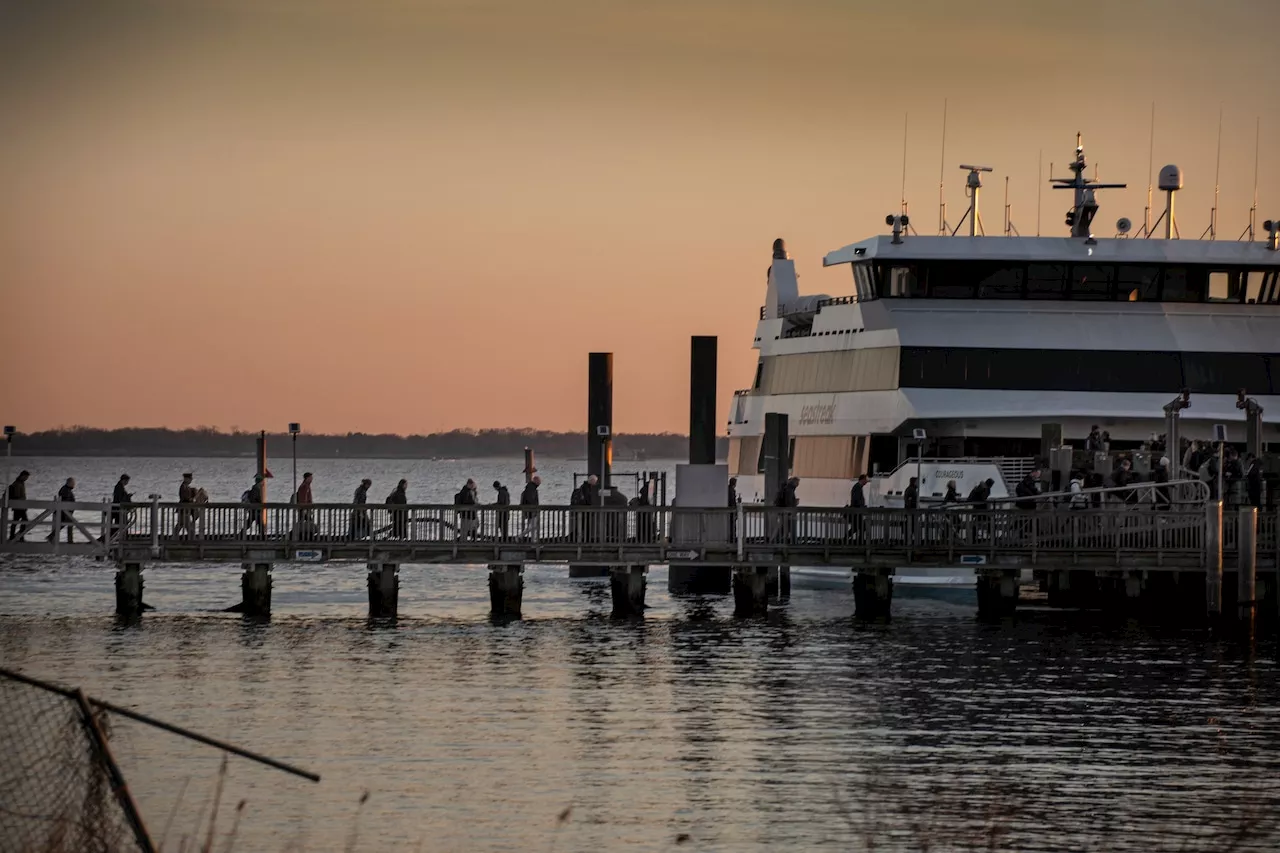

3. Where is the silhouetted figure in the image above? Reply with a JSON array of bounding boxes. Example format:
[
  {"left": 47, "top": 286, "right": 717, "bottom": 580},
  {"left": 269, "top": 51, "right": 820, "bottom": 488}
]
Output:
[
  {"left": 1014, "top": 470, "right": 1041, "bottom": 510},
  {"left": 350, "top": 478, "right": 372, "bottom": 539},
  {"left": 48, "top": 478, "right": 77, "bottom": 543},
  {"left": 294, "top": 472, "right": 316, "bottom": 540},
  {"left": 943, "top": 480, "right": 959, "bottom": 503},
  {"left": 966, "top": 478, "right": 994, "bottom": 510},
  {"left": 902, "top": 477, "right": 919, "bottom": 510},
  {"left": 520, "top": 475, "right": 541, "bottom": 540},
  {"left": 7, "top": 470, "right": 30, "bottom": 542},
  {"left": 849, "top": 475, "right": 867, "bottom": 509},
  {"left": 239, "top": 474, "right": 266, "bottom": 538},
  {"left": 1246, "top": 456, "right": 1263, "bottom": 507},
  {"left": 455, "top": 479, "right": 478, "bottom": 540},
  {"left": 107, "top": 474, "right": 132, "bottom": 541},
  {"left": 175, "top": 472, "right": 196, "bottom": 537},
  {"left": 387, "top": 479, "right": 409, "bottom": 539},
  {"left": 493, "top": 480, "right": 511, "bottom": 538}
]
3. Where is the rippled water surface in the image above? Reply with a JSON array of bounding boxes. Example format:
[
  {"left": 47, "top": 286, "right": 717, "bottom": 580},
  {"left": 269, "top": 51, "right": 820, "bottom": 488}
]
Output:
[{"left": 3, "top": 458, "right": 1279, "bottom": 851}]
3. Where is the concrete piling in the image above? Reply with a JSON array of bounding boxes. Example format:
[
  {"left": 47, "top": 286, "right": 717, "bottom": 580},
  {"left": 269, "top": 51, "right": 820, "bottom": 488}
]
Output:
[
  {"left": 767, "top": 565, "right": 791, "bottom": 599},
  {"left": 368, "top": 562, "right": 400, "bottom": 618},
  {"left": 976, "top": 569, "right": 1019, "bottom": 618},
  {"left": 610, "top": 565, "right": 646, "bottom": 617},
  {"left": 853, "top": 569, "right": 892, "bottom": 619},
  {"left": 239, "top": 562, "right": 272, "bottom": 617},
  {"left": 114, "top": 562, "right": 145, "bottom": 616},
  {"left": 1238, "top": 507, "right": 1257, "bottom": 627},
  {"left": 488, "top": 564, "right": 523, "bottom": 618},
  {"left": 732, "top": 566, "right": 769, "bottom": 617},
  {"left": 1206, "top": 501, "right": 1223, "bottom": 619}
]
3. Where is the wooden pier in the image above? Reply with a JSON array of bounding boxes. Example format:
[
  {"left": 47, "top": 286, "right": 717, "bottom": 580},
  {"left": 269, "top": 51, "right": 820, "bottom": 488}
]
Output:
[{"left": 2, "top": 498, "right": 1277, "bottom": 622}]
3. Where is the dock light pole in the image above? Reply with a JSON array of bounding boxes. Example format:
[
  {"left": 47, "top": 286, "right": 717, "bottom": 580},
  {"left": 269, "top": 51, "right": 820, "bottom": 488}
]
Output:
[
  {"left": 3, "top": 427, "right": 13, "bottom": 522},
  {"left": 912, "top": 427, "right": 927, "bottom": 503},
  {"left": 289, "top": 423, "right": 300, "bottom": 501}
]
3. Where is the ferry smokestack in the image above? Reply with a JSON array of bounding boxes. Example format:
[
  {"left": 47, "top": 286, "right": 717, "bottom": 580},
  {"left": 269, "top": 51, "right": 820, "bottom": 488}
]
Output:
[
  {"left": 689, "top": 337, "right": 718, "bottom": 465},
  {"left": 587, "top": 352, "right": 613, "bottom": 495}
]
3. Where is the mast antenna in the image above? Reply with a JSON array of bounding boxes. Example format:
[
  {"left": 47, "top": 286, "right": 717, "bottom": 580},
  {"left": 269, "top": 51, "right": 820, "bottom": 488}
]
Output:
[
  {"left": 938, "top": 99, "right": 949, "bottom": 235},
  {"left": 1051, "top": 132, "right": 1126, "bottom": 241},
  {"left": 1142, "top": 103, "right": 1155, "bottom": 237},
  {"left": 1003, "top": 176, "right": 1020, "bottom": 236},
  {"left": 951, "top": 164, "right": 993, "bottom": 237},
  {"left": 1036, "top": 149, "right": 1043, "bottom": 237},
  {"left": 898, "top": 113, "right": 917, "bottom": 235},
  {"left": 1239, "top": 116, "right": 1260, "bottom": 241},
  {"left": 1201, "top": 107, "right": 1222, "bottom": 240}
]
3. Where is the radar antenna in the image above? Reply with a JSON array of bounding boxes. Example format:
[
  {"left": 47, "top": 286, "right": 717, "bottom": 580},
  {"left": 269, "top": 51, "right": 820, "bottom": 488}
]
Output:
[
  {"left": 1239, "top": 116, "right": 1260, "bottom": 242},
  {"left": 950, "top": 165, "right": 993, "bottom": 237},
  {"left": 1050, "top": 133, "right": 1126, "bottom": 241}
]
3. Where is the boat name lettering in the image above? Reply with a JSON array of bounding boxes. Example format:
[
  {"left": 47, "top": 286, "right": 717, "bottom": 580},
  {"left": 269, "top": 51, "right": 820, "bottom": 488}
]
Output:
[
  {"left": 798, "top": 403, "right": 836, "bottom": 425},
  {"left": 932, "top": 469, "right": 966, "bottom": 480}
]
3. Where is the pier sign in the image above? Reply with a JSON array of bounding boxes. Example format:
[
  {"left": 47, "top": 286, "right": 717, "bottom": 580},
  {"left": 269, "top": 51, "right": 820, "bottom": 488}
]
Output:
[
  {"left": 959, "top": 555, "right": 987, "bottom": 566},
  {"left": 294, "top": 550, "right": 323, "bottom": 562}
]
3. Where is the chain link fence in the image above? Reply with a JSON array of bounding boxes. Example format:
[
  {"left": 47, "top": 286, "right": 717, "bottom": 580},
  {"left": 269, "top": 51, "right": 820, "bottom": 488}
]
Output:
[{"left": 0, "top": 672, "right": 147, "bottom": 853}]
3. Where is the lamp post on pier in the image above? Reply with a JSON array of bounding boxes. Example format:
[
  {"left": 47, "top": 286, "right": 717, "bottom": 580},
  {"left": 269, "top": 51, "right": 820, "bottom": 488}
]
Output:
[
  {"left": 3, "top": 425, "right": 14, "bottom": 504},
  {"left": 288, "top": 423, "right": 301, "bottom": 502}
]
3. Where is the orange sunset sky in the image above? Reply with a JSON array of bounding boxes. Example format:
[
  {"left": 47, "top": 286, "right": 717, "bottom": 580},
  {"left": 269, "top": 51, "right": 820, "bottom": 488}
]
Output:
[{"left": 1, "top": 0, "right": 1276, "bottom": 435}]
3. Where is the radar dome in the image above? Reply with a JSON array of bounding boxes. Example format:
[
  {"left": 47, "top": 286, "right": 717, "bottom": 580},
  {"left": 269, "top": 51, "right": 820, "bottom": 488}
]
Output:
[{"left": 1158, "top": 164, "right": 1184, "bottom": 192}]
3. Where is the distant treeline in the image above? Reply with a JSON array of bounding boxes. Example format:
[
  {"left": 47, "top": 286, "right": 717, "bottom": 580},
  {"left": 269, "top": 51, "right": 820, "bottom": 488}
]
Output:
[{"left": 12, "top": 427, "right": 728, "bottom": 460}]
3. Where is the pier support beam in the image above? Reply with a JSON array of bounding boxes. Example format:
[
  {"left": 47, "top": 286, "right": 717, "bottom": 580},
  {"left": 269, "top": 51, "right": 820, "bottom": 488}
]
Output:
[
  {"left": 1238, "top": 507, "right": 1257, "bottom": 629},
  {"left": 368, "top": 562, "right": 400, "bottom": 618},
  {"left": 239, "top": 562, "right": 272, "bottom": 617},
  {"left": 1206, "top": 501, "right": 1223, "bottom": 619},
  {"left": 569, "top": 564, "right": 610, "bottom": 579},
  {"left": 733, "top": 566, "right": 769, "bottom": 617},
  {"left": 853, "top": 569, "right": 893, "bottom": 619},
  {"left": 488, "top": 564, "right": 523, "bottom": 618},
  {"left": 610, "top": 565, "right": 647, "bottom": 617},
  {"left": 767, "top": 565, "right": 791, "bottom": 600},
  {"left": 976, "top": 569, "right": 1019, "bottom": 619},
  {"left": 114, "top": 562, "right": 145, "bottom": 616},
  {"left": 668, "top": 565, "right": 731, "bottom": 596}
]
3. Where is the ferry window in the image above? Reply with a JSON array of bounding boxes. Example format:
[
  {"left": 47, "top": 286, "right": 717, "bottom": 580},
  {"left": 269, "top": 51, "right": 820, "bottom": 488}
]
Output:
[
  {"left": 1184, "top": 353, "right": 1274, "bottom": 395},
  {"left": 1026, "top": 264, "right": 1067, "bottom": 300},
  {"left": 1161, "top": 266, "right": 1206, "bottom": 302},
  {"left": 887, "top": 265, "right": 922, "bottom": 297},
  {"left": 1116, "top": 265, "right": 1161, "bottom": 301},
  {"left": 1207, "top": 270, "right": 1247, "bottom": 303},
  {"left": 1258, "top": 271, "right": 1280, "bottom": 305},
  {"left": 926, "top": 262, "right": 977, "bottom": 298},
  {"left": 853, "top": 262, "right": 877, "bottom": 301},
  {"left": 752, "top": 360, "right": 764, "bottom": 390},
  {"left": 1245, "top": 271, "right": 1266, "bottom": 304},
  {"left": 1070, "top": 264, "right": 1114, "bottom": 300},
  {"left": 976, "top": 265, "right": 1024, "bottom": 299}
]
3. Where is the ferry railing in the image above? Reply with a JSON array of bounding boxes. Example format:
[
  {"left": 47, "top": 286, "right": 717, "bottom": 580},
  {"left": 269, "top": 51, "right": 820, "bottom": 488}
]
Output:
[
  {"left": 984, "top": 478, "right": 1211, "bottom": 509},
  {"left": 3, "top": 500, "right": 1274, "bottom": 564},
  {"left": 0, "top": 499, "right": 125, "bottom": 554}
]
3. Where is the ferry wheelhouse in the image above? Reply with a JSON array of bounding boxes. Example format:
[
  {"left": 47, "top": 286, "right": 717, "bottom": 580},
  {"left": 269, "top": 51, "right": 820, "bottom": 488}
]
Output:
[{"left": 727, "top": 138, "right": 1280, "bottom": 508}]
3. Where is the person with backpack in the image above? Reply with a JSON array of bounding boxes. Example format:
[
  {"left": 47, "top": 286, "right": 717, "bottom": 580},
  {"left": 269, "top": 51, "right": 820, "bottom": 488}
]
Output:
[
  {"left": 520, "top": 475, "right": 541, "bottom": 541},
  {"left": 239, "top": 474, "right": 266, "bottom": 538},
  {"left": 493, "top": 480, "right": 511, "bottom": 539},
  {"left": 387, "top": 479, "right": 409, "bottom": 539},
  {"left": 454, "top": 479, "right": 478, "bottom": 540},
  {"left": 1068, "top": 471, "right": 1087, "bottom": 510},
  {"left": 349, "top": 478, "right": 372, "bottom": 539}
]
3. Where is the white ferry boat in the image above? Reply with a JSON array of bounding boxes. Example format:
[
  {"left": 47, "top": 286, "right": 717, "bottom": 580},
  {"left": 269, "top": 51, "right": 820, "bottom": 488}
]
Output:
[{"left": 726, "top": 137, "right": 1280, "bottom": 594}]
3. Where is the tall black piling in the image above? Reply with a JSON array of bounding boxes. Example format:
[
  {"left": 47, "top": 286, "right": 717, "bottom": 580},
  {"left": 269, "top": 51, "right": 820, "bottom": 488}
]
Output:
[
  {"left": 571, "top": 352, "right": 614, "bottom": 579},
  {"left": 689, "top": 336, "right": 717, "bottom": 465}
]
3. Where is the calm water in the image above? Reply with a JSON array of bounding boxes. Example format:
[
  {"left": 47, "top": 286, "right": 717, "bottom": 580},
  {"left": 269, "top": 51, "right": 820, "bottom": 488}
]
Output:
[{"left": 3, "top": 457, "right": 1280, "bottom": 851}]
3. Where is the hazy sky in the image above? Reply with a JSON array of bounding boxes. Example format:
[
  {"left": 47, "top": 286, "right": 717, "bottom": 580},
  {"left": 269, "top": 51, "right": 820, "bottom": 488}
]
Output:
[{"left": 2, "top": 0, "right": 1276, "bottom": 435}]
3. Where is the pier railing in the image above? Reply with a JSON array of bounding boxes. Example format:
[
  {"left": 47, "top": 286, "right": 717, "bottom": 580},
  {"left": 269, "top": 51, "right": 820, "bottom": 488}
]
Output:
[{"left": 3, "top": 499, "right": 1277, "bottom": 569}]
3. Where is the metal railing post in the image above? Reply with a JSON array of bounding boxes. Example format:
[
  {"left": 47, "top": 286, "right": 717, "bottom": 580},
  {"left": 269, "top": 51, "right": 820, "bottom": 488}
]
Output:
[
  {"left": 51, "top": 499, "right": 61, "bottom": 555},
  {"left": 150, "top": 496, "right": 161, "bottom": 558},
  {"left": 736, "top": 502, "right": 745, "bottom": 561},
  {"left": 1206, "top": 500, "right": 1222, "bottom": 617}
]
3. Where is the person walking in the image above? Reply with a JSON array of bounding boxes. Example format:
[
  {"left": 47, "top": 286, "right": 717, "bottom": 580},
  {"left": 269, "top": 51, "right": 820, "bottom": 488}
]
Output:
[
  {"left": 1246, "top": 455, "right": 1263, "bottom": 507},
  {"left": 493, "top": 480, "right": 511, "bottom": 539},
  {"left": 107, "top": 474, "right": 132, "bottom": 542},
  {"left": 966, "top": 478, "right": 994, "bottom": 509},
  {"left": 727, "top": 476, "right": 739, "bottom": 542},
  {"left": 7, "top": 470, "right": 30, "bottom": 542},
  {"left": 847, "top": 474, "right": 868, "bottom": 543},
  {"left": 239, "top": 474, "right": 266, "bottom": 538},
  {"left": 520, "top": 475, "right": 541, "bottom": 541},
  {"left": 294, "top": 472, "right": 316, "bottom": 540},
  {"left": 943, "top": 479, "right": 959, "bottom": 503},
  {"left": 175, "top": 472, "right": 196, "bottom": 537},
  {"left": 350, "top": 478, "right": 372, "bottom": 539},
  {"left": 1014, "top": 469, "right": 1041, "bottom": 510},
  {"left": 902, "top": 476, "right": 919, "bottom": 510},
  {"left": 1068, "top": 471, "right": 1087, "bottom": 510},
  {"left": 48, "top": 478, "right": 77, "bottom": 543},
  {"left": 387, "top": 479, "right": 409, "bottom": 539},
  {"left": 1153, "top": 457, "right": 1172, "bottom": 510},
  {"left": 454, "top": 478, "right": 478, "bottom": 540}
]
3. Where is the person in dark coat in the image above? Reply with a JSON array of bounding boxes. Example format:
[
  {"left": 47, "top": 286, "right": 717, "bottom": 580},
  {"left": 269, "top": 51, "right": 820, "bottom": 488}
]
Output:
[
  {"left": 7, "top": 470, "right": 30, "bottom": 542},
  {"left": 1153, "top": 456, "right": 1172, "bottom": 510},
  {"left": 943, "top": 480, "right": 959, "bottom": 503},
  {"left": 454, "top": 479, "right": 478, "bottom": 540},
  {"left": 849, "top": 475, "right": 868, "bottom": 509},
  {"left": 107, "top": 474, "right": 132, "bottom": 540},
  {"left": 520, "top": 475, "right": 541, "bottom": 540},
  {"left": 902, "top": 477, "right": 919, "bottom": 510},
  {"left": 727, "top": 476, "right": 739, "bottom": 541},
  {"left": 632, "top": 479, "right": 655, "bottom": 543},
  {"left": 48, "top": 478, "right": 77, "bottom": 543},
  {"left": 349, "top": 478, "right": 372, "bottom": 539},
  {"left": 238, "top": 474, "right": 267, "bottom": 538},
  {"left": 727, "top": 477, "right": 738, "bottom": 507},
  {"left": 387, "top": 479, "right": 409, "bottom": 539},
  {"left": 1014, "top": 470, "right": 1041, "bottom": 510},
  {"left": 966, "top": 478, "right": 993, "bottom": 510},
  {"left": 175, "top": 472, "right": 196, "bottom": 537},
  {"left": 493, "top": 480, "right": 511, "bottom": 538},
  {"left": 1246, "top": 456, "right": 1263, "bottom": 507}
]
